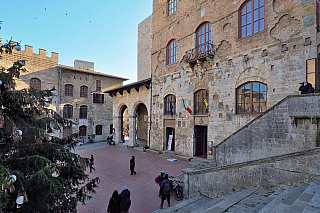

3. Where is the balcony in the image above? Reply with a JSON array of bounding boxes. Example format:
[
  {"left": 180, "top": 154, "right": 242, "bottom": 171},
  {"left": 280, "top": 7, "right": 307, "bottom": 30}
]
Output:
[{"left": 184, "top": 41, "right": 215, "bottom": 69}]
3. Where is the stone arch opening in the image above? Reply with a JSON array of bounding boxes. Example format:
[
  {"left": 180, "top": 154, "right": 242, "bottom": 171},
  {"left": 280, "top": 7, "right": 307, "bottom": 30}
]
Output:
[
  {"left": 120, "top": 105, "right": 129, "bottom": 143},
  {"left": 134, "top": 103, "right": 148, "bottom": 147}
]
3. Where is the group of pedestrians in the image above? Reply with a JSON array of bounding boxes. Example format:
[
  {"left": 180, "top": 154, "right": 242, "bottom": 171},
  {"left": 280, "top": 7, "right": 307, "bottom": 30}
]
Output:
[
  {"left": 155, "top": 171, "right": 173, "bottom": 209},
  {"left": 106, "top": 156, "right": 135, "bottom": 213},
  {"left": 107, "top": 186, "right": 131, "bottom": 213}
]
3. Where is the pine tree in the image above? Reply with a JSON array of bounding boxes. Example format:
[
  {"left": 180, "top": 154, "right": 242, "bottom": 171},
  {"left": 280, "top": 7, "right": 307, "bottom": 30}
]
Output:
[{"left": 0, "top": 39, "right": 100, "bottom": 212}]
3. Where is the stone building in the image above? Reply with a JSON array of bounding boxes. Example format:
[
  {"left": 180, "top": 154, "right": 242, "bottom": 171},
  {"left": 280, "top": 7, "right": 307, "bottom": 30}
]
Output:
[
  {"left": 105, "top": 15, "right": 153, "bottom": 147},
  {"left": 0, "top": 39, "right": 127, "bottom": 141},
  {"left": 149, "top": 0, "right": 319, "bottom": 158}
]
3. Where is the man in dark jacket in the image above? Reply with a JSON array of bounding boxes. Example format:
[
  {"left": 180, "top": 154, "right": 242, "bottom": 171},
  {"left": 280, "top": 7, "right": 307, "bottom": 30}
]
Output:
[
  {"left": 119, "top": 186, "right": 131, "bottom": 213},
  {"left": 155, "top": 171, "right": 165, "bottom": 198},
  {"left": 130, "top": 156, "right": 136, "bottom": 175},
  {"left": 159, "top": 174, "right": 173, "bottom": 209},
  {"left": 299, "top": 82, "right": 315, "bottom": 94}
]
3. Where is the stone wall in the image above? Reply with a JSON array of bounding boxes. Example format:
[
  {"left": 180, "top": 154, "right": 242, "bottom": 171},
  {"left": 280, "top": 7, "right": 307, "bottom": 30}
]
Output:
[
  {"left": 59, "top": 67, "right": 124, "bottom": 141},
  {"left": 182, "top": 147, "right": 320, "bottom": 199},
  {"left": 149, "top": 0, "right": 319, "bottom": 157},
  {"left": 214, "top": 94, "right": 320, "bottom": 167},
  {"left": 137, "top": 15, "right": 152, "bottom": 81}
]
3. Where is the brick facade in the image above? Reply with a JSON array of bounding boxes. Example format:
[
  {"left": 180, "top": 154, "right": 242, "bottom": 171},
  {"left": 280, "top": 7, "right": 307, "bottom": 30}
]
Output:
[{"left": 149, "top": 0, "right": 319, "bottom": 158}]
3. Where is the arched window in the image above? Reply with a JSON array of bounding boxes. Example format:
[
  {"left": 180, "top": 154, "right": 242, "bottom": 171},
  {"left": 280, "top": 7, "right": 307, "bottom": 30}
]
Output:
[
  {"left": 30, "top": 78, "right": 41, "bottom": 91},
  {"left": 168, "top": 0, "right": 177, "bottom": 16},
  {"left": 196, "top": 22, "right": 211, "bottom": 57},
  {"left": 166, "top": 40, "right": 177, "bottom": 65},
  {"left": 240, "top": 0, "right": 265, "bottom": 38},
  {"left": 79, "top": 125, "right": 87, "bottom": 137},
  {"left": 194, "top": 90, "right": 209, "bottom": 115},
  {"left": 80, "top": 86, "right": 88, "bottom": 97},
  {"left": 65, "top": 84, "right": 73, "bottom": 96},
  {"left": 164, "top": 94, "right": 176, "bottom": 115},
  {"left": 79, "top": 105, "right": 87, "bottom": 119},
  {"left": 237, "top": 82, "right": 267, "bottom": 114},
  {"left": 96, "top": 125, "right": 102, "bottom": 135},
  {"left": 63, "top": 104, "right": 73, "bottom": 119}
]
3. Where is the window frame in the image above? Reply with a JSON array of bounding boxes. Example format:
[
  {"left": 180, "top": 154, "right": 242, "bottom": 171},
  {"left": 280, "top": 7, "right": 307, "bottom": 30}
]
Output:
[
  {"left": 168, "top": 0, "right": 177, "bottom": 16},
  {"left": 30, "top": 78, "right": 41, "bottom": 91},
  {"left": 80, "top": 85, "right": 88, "bottom": 98},
  {"left": 239, "top": 0, "right": 265, "bottom": 38},
  {"left": 93, "top": 93, "right": 104, "bottom": 104},
  {"left": 79, "top": 105, "right": 88, "bottom": 119},
  {"left": 96, "top": 125, "right": 102, "bottom": 135},
  {"left": 236, "top": 82, "right": 267, "bottom": 114},
  {"left": 196, "top": 22, "right": 211, "bottom": 57},
  {"left": 65, "top": 84, "right": 74, "bottom": 96},
  {"left": 166, "top": 40, "right": 177, "bottom": 65},
  {"left": 96, "top": 80, "right": 101, "bottom": 92},
  {"left": 164, "top": 94, "right": 176, "bottom": 115},
  {"left": 194, "top": 90, "right": 209, "bottom": 115},
  {"left": 63, "top": 104, "right": 73, "bottom": 119}
]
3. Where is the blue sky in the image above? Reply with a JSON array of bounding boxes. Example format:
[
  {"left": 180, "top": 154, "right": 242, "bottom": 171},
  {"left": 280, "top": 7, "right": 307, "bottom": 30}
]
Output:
[{"left": 1, "top": 0, "right": 152, "bottom": 84}]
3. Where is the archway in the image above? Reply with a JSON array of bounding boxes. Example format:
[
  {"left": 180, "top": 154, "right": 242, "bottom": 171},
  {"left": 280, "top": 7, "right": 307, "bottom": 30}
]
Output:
[
  {"left": 134, "top": 103, "right": 148, "bottom": 147},
  {"left": 120, "top": 105, "right": 129, "bottom": 143}
]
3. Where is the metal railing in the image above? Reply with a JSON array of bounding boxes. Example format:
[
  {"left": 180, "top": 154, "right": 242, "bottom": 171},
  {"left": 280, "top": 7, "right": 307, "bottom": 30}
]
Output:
[{"left": 184, "top": 41, "right": 215, "bottom": 61}]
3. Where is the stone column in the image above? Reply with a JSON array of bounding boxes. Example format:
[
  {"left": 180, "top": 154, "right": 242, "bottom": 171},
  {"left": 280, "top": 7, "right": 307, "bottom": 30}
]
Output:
[
  {"left": 113, "top": 116, "right": 122, "bottom": 144},
  {"left": 128, "top": 115, "right": 137, "bottom": 147}
]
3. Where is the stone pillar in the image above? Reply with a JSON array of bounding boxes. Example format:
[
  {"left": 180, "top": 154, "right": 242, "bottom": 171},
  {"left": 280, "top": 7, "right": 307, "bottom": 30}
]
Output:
[
  {"left": 114, "top": 116, "right": 122, "bottom": 144},
  {"left": 128, "top": 115, "right": 137, "bottom": 147}
]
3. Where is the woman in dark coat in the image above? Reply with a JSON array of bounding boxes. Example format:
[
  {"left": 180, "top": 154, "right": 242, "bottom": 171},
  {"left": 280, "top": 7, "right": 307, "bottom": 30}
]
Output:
[
  {"left": 107, "top": 190, "right": 120, "bottom": 213},
  {"left": 130, "top": 156, "right": 136, "bottom": 175}
]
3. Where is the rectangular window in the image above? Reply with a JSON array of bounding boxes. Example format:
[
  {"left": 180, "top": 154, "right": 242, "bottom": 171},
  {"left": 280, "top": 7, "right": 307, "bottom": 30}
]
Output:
[
  {"left": 96, "top": 80, "right": 101, "bottom": 91},
  {"left": 306, "top": 59, "right": 319, "bottom": 92},
  {"left": 168, "top": 0, "right": 177, "bottom": 16},
  {"left": 93, "top": 93, "right": 104, "bottom": 104}
]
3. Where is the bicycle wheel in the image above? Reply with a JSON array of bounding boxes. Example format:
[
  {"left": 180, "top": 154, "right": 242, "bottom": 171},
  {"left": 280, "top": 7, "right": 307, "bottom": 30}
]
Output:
[{"left": 175, "top": 186, "right": 183, "bottom": 201}]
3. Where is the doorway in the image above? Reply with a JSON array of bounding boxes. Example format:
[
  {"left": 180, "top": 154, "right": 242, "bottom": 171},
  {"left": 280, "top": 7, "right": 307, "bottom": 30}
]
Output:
[
  {"left": 166, "top": 127, "right": 175, "bottom": 151},
  {"left": 195, "top": 126, "right": 207, "bottom": 158}
]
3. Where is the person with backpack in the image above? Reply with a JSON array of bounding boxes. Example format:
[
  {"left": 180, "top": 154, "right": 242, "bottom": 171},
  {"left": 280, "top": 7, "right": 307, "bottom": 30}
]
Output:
[
  {"left": 159, "top": 174, "right": 173, "bottom": 209},
  {"left": 155, "top": 171, "right": 165, "bottom": 198},
  {"left": 119, "top": 186, "right": 131, "bottom": 213},
  {"left": 107, "top": 190, "right": 120, "bottom": 213}
]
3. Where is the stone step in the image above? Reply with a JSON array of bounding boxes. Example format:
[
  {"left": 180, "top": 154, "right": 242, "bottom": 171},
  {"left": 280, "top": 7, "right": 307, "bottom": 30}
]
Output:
[
  {"left": 270, "top": 183, "right": 310, "bottom": 213},
  {"left": 302, "top": 185, "right": 320, "bottom": 213},
  {"left": 203, "top": 187, "right": 259, "bottom": 213},
  {"left": 285, "top": 181, "right": 320, "bottom": 213},
  {"left": 224, "top": 189, "right": 272, "bottom": 213},
  {"left": 258, "top": 187, "right": 296, "bottom": 213}
]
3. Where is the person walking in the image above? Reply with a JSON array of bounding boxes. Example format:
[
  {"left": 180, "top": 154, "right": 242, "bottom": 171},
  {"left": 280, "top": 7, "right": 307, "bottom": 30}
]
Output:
[
  {"left": 89, "top": 154, "right": 96, "bottom": 173},
  {"left": 130, "top": 156, "right": 136, "bottom": 175},
  {"left": 159, "top": 174, "right": 173, "bottom": 209},
  {"left": 107, "top": 190, "right": 120, "bottom": 213},
  {"left": 155, "top": 171, "right": 165, "bottom": 198},
  {"left": 119, "top": 186, "right": 131, "bottom": 213}
]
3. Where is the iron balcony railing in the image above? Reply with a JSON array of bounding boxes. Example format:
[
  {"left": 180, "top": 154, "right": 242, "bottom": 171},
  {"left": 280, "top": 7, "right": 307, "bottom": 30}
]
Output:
[{"left": 185, "top": 41, "right": 215, "bottom": 61}]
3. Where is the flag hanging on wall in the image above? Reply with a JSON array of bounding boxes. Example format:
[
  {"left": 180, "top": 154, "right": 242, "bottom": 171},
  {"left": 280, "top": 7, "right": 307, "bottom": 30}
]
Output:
[
  {"left": 202, "top": 94, "right": 208, "bottom": 109},
  {"left": 169, "top": 102, "right": 174, "bottom": 117},
  {"left": 182, "top": 98, "right": 192, "bottom": 114}
]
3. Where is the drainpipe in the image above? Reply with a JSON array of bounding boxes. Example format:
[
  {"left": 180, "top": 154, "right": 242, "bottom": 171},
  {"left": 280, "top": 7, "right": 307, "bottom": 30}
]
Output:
[{"left": 149, "top": 77, "right": 152, "bottom": 148}]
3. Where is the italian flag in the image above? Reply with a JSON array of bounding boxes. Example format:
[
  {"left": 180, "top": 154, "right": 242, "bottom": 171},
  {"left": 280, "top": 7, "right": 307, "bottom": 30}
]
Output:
[{"left": 182, "top": 98, "right": 192, "bottom": 114}]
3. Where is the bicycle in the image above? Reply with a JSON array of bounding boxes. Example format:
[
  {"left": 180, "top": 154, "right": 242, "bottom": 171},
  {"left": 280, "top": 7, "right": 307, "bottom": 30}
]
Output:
[{"left": 169, "top": 176, "right": 183, "bottom": 201}]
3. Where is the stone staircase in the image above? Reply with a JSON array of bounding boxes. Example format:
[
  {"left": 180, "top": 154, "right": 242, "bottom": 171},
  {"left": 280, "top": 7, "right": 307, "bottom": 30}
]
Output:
[{"left": 153, "top": 181, "right": 320, "bottom": 213}]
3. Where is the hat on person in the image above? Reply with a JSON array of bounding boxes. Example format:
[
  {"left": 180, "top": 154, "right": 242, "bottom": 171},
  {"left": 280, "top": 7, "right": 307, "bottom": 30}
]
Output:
[
  {"left": 161, "top": 171, "right": 165, "bottom": 174},
  {"left": 123, "top": 186, "right": 128, "bottom": 190}
]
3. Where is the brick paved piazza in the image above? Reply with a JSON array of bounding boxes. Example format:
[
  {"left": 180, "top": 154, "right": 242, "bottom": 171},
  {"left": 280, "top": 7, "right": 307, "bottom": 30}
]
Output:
[{"left": 75, "top": 143, "right": 192, "bottom": 213}]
